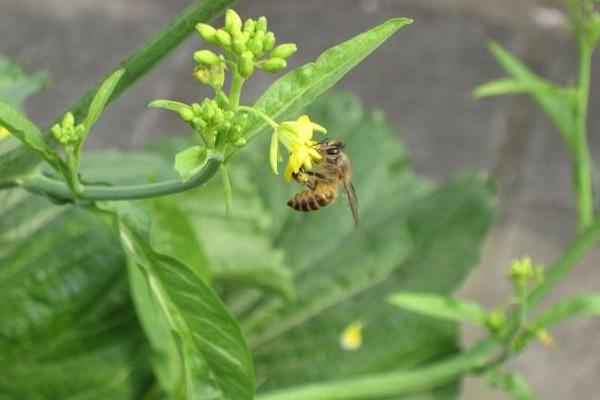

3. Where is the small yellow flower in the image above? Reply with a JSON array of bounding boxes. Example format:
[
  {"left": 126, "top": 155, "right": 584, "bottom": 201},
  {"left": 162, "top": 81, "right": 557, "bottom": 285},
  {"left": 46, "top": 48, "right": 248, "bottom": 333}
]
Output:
[
  {"left": 339, "top": 321, "right": 364, "bottom": 351},
  {"left": 269, "top": 115, "right": 327, "bottom": 181},
  {"left": 0, "top": 126, "right": 10, "bottom": 140}
]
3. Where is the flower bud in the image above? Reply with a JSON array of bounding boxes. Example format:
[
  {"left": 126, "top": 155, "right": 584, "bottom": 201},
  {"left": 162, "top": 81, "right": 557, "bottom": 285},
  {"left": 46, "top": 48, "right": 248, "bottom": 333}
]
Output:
[
  {"left": 234, "top": 137, "right": 247, "bottom": 147},
  {"left": 261, "top": 57, "right": 287, "bottom": 72},
  {"left": 191, "top": 103, "right": 202, "bottom": 116},
  {"left": 232, "top": 39, "right": 246, "bottom": 55},
  {"left": 63, "top": 112, "right": 75, "bottom": 128},
  {"left": 249, "top": 35, "right": 264, "bottom": 57},
  {"left": 238, "top": 51, "right": 255, "bottom": 78},
  {"left": 243, "top": 18, "right": 256, "bottom": 34},
  {"left": 180, "top": 108, "right": 194, "bottom": 122},
  {"left": 264, "top": 32, "right": 276, "bottom": 51},
  {"left": 215, "top": 29, "right": 231, "bottom": 47},
  {"left": 256, "top": 16, "right": 268, "bottom": 33},
  {"left": 225, "top": 9, "right": 243, "bottom": 34},
  {"left": 193, "top": 50, "right": 219, "bottom": 65},
  {"left": 271, "top": 43, "right": 297, "bottom": 59},
  {"left": 196, "top": 23, "right": 218, "bottom": 44}
]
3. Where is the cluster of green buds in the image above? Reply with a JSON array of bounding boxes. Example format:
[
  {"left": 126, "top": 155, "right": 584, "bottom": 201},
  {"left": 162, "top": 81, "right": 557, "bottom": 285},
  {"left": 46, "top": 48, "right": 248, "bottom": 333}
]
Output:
[
  {"left": 176, "top": 98, "right": 248, "bottom": 147},
  {"left": 196, "top": 9, "right": 297, "bottom": 79},
  {"left": 508, "top": 256, "right": 544, "bottom": 297},
  {"left": 51, "top": 112, "right": 85, "bottom": 146}
]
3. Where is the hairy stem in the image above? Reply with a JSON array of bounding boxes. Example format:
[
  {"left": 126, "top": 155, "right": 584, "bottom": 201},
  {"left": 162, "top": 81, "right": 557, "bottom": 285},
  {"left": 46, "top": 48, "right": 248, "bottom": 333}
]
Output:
[{"left": 18, "top": 156, "right": 222, "bottom": 201}]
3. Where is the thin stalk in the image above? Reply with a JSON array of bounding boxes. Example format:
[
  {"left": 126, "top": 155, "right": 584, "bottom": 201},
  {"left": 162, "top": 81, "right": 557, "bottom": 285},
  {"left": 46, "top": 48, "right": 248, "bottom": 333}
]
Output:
[
  {"left": 257, "top": 341, "right": 495, "bottom": 400},
  {"left": 18, "top": 157, "right": 222, "bottom": 201},
  {"left": 229, "top": 71, "right": 245, "bottom": 109},
  {"left": 238, "top": 105, "right": 279, "bottom": 129},
  {"left": 574, "top": 38, "right": 595, "bottom": 231},
  {"left": 256, "top": 220, "right": 600, "bottom": 400}
]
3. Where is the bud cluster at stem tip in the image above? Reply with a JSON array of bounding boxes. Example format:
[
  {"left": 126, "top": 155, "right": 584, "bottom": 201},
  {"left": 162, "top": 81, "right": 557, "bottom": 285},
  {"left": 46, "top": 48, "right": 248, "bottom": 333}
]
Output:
[
  {"left": 51, "top": 112, "right": 85, "bottom": 146},
  {"left": 195, "top": 9, "right": 297, "bottom": 79}
]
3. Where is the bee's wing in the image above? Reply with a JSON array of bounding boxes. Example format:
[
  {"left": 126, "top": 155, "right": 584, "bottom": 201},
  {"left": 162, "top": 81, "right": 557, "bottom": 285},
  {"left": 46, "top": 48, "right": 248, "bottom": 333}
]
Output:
[{"left": 342, "top": 180, "right": 360, "bottom": 227}]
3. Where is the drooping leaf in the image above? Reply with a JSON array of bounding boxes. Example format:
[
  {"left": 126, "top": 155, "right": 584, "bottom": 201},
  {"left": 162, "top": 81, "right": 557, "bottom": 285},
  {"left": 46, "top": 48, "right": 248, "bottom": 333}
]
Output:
[
  {"left": 107, "top": 202, "right": 255, "bottom": 400},
  {"left": 244, "top": 18, "right": 413, "bottom": 142},
  {"left": 232, "top": 93, "right": 496, "bottom": 398},
  {"left": 0, "top": 190, "right": 150, "bottom": 400},
  {"left": 389, "top": 292, "right": 488, "bottom": 326},
  {"left": 485, "top": 370, "right": 536, "bottom": 400}
]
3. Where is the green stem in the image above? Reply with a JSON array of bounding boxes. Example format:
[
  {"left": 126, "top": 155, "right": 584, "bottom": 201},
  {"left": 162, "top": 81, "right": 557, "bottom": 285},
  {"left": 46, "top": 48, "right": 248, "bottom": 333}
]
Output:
[
  {"left": 257, "top": 341, "right": 495, "bottom": 400},
  {"left": 238, "top": 105, "right": 279, "bottom": 129},
  {"left": 229, "top": 71, "right": 245, "bottom": 109},
  {"left": 256, "top": 220, "right": 600, "bottom": 400},
  {"left": 574, "top": 37, "right": 595, "bottom": 231},
  {"left": 219, "top": 164, "right": 232, "bottom": 215},
  {"left": 18, "top": 156, "right": 222, "bottom": 201}
]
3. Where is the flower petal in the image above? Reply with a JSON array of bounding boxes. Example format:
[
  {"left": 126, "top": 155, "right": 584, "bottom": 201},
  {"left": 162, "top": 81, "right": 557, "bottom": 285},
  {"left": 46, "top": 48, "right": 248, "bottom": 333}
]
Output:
[{"left": 270, "top": 131, "right": 280, "bottom": 174}]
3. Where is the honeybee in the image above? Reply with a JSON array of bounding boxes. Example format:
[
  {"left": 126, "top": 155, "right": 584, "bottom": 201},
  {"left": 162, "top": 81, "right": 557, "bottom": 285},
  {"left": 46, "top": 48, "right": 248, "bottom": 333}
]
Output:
[{"left": 287, "top": 140, "right": 359, "bottom": 226}]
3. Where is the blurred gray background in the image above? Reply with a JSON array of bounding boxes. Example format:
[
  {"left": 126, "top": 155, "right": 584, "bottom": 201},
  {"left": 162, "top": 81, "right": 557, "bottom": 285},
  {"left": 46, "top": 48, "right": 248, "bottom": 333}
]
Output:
[{"left": 1, "top": 0, "right": 599, "bottom": 398}]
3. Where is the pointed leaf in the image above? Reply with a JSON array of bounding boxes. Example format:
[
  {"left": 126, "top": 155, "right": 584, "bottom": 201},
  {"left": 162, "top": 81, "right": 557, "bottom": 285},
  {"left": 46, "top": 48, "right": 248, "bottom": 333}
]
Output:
[
  {"left": 83, "top": 69, "right": 124, "bottom": 131},
  {"left": 109, "top": 202, "right": 255, "bottom": 400},
  {"left": 245, "top": 18, "right": 413, "bottom": 141},
  {"left": 389, "top": 292, "right": 488, "bottom": 326}
]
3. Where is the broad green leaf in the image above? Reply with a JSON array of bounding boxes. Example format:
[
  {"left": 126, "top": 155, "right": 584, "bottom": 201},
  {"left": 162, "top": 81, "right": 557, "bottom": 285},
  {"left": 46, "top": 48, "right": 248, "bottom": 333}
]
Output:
[
  {"left": 0, "top": 0, "right": 237, "bottom": 181},
  {"left": 479, "top": 42, "right": 577, "bottom": 148},
  {"left": 109, "top": 202, "right": 255, "bottom": 400},
  {"left": 0, "top": 56, "right": 50, "bottom": 109},
  {"left": 175, "top": 146, "right": 208, "bottom": 182},
  {"left": 147, "top": 195, "right": 212, "bottom": 284},
  {"left": 389, "top": 292, "right": 488, "bottom": 326},
  {"left": 244, "top": 18, "right": 413, "bottom": 141},
  {"left": 83, "top": 69, "right": 125, "bottom": 131},
  {"left": 232, "top": 93, "right": 495, "bottom": 398},
  {"left": 0, "top": 190, "right": 149, "bottom": 399}
]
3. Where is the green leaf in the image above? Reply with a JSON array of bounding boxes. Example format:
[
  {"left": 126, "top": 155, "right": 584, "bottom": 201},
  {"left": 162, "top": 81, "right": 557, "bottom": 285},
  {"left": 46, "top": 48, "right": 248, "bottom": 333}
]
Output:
[
  {"left": 244, "top": 18, "right": 413, "bottom": 141},
  {"left": 175, "top": 146, "right": 208, "bottom": 182},
  {"left": 0, "top": 190, "right": 150, "bottom": 399},
  {"left": 147, "top": 195, "right": 212, "bottom": 284},
  {"left": 517, "top": 293, "right": 600, "bottom": 347},
  {"left": 0, "top": 55, "right": 50, "bottom": 109},
  {"left": 0, "top": 98, "right": 63, "bottom": 171},
  {"left": 389, "top": 292, "right": 488, "bottom": 326},
  {"left": 83, "top": 69, "right": 125, "bottom": 131},
  {"left": 485, "top": 370, "right": 536, "bottom": 400},
  {"left": 149, "top": 99, "right": 190, "bottom": 114},
  {"left": 233, "top": 93, "right": 495, "bottom": 398},
  {"left": 108, "top": 202, "right": 255, "bottom": 400},
  {"left": 479, "top": 41, "right": 577, "bottom": 148},
  {"left": 0, "top": 0, "right": 237, "bottom": 182}
]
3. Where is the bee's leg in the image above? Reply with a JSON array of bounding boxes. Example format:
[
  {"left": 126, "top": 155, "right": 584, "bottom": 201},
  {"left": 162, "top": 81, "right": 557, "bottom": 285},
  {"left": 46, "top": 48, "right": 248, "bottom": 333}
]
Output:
[
  {"left": 292, "top": 168, "right": 319, "bottom": 190},
  {"left": 304, "top": 170, "right": 327, "bottom": 180}
]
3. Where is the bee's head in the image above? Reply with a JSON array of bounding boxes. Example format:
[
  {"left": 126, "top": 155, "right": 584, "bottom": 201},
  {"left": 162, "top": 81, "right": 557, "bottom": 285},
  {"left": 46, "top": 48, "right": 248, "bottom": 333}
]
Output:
[{"left": 321, "top": 140, "right": 345, "bottom": 156}]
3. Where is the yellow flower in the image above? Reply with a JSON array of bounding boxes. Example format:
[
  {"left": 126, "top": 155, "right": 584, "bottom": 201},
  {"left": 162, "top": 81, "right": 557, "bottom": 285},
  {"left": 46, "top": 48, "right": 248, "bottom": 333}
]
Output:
[
  {"left": 339, "top": 321, "right": 364, "bottom": 351},
  {"left": 0, "top": 126, "right": 10, "bottom": 140},
  {"left": 269, "top": 115, "right": 327, "bottom": 181}
]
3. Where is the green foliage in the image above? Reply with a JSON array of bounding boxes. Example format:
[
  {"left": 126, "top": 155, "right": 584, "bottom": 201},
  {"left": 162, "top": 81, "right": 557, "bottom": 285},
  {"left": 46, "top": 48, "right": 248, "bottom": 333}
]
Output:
[
  {"left": 485, "top": 370, "right": 536, "bottom": 400},
  {"left": 106, "top": 202, "right": 255, "bottom": 400},
  {"left": 174, "top": 146, "right": 209, "bottom": 181},
  {"left": 389, "top": 292, "right": 488, "bottom": 326},
  {"left": 0, "top": 56, "right": 50, "bottom": 109},
  {"left": 244, "top": 18, "right": 413, "bottom": 143}
]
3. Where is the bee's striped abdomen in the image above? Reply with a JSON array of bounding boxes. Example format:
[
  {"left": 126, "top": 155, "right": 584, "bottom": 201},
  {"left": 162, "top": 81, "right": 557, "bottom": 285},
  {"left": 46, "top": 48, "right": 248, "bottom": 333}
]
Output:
[{"left": 287, "top": 187, "right": 336, "bottom": 212}]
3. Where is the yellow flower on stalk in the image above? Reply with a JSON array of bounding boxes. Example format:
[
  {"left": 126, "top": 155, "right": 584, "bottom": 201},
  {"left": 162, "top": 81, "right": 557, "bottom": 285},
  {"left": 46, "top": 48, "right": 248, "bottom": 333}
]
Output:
[
  {"left": 339, "top": 321, "right": 364, "bottom": 351},
  {"left": 269, "top": 115, "right": 327, "bottom": 181},
  {"left": 0, "top": 126, "right": 10, "bottom": 140}
]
